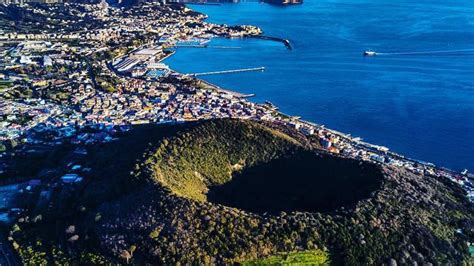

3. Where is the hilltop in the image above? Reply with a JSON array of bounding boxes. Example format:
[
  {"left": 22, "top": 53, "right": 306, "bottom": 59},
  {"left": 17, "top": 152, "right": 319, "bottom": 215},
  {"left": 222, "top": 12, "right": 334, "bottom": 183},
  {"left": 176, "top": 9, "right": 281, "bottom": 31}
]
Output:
[{"left": 7, "top": 119, "right": 474, "bottom": 264}]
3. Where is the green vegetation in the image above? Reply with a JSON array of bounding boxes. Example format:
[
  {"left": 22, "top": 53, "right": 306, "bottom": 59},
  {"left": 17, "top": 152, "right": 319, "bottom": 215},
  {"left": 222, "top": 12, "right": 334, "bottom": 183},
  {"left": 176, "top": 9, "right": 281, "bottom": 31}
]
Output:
[
  {"left": 0, "top": 81, "right": 13, "bottom": 91},
  {"left": 6, "top": 119, "right": 474, "bottom": 265},
  {"left": 143, "top": 119, "right": 302, "bottom": 201},
  {"left": 96, "top": 77, "right": 116, "bottom": 93},
  {"left": 90, "top": 62, "right": 120, "bottom": 93},
  {"left": 243, "top": 250, "right": 330, "bottom": 265},
  {"left": 1, "top": 86, "right": 33, "bottom": 99},
  {"left": 1, "top": 113, "right": 35, "bottom": 126},
  {"left": 135, "top": 119, "right": 382, "bottom": 215},
  {"left": 107, "top": 46, "right": 133, "bottom": 59}
]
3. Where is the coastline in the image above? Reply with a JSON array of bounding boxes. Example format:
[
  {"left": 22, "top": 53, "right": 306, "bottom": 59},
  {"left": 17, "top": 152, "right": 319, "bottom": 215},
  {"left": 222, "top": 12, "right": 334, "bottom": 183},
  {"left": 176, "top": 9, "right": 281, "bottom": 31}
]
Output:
[
  {"left": 158, "top": 50, "right": 176, "bottom": 62},
  {"left": 198, "top": 78, "right": 255, "bottom": 98},
  {"left": 164, "top": 7, "right": 471, "bottom": 175},
  {"left": 164, "top": 54, "right": 254, "bottom": 98},
  {"left": 2, "top": 2, "right": 474, "bottom": 263},
  {"left": 170, "top": 58, "right": 467, "bottom": 180},
  {"left": 171, "top": 3, "right": 473, "bottom": 173},
  {"left": 166, "top": 48, "right": 449, "bottom": 173}
]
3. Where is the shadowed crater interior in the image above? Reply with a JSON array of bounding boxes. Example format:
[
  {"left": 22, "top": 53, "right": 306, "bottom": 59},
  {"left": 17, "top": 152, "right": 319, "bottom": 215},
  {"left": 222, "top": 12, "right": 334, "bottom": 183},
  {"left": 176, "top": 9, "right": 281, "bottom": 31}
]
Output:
[{"left": 207, "top": 151, "right": 384, "bottom": 214}]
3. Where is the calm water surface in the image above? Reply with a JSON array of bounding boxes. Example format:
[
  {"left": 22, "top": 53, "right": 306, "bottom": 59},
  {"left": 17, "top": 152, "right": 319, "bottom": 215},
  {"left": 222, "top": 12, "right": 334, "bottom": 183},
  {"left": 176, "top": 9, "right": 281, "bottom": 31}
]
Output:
[{"left": 165, "top": 0, "right": 474, "bottom": 171}]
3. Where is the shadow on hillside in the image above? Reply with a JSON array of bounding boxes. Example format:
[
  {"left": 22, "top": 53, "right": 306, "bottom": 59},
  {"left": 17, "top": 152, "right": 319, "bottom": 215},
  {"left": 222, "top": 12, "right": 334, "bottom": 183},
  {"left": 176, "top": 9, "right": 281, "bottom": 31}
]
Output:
[{"left": 207, "top": 150, "right": 384, "bottom": 214}]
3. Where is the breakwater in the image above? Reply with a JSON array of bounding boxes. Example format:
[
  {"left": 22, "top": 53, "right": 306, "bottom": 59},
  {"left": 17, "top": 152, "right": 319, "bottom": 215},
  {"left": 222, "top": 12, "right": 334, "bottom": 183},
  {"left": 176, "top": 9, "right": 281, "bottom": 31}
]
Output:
[{"left": 252, "top": 35, "right": 292, "bottom": 50}]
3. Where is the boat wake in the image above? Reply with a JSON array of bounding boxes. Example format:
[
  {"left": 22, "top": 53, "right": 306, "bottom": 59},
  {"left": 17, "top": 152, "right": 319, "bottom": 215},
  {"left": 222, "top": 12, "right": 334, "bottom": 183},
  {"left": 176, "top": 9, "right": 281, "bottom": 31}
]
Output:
[{"left": 369, "top": 48, "right": 474, "bottom": 56}]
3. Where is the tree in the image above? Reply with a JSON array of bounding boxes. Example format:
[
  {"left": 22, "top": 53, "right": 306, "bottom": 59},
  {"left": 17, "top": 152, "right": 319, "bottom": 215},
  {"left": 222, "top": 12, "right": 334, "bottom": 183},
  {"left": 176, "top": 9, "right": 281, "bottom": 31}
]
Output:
[
  {"left": 129, "top": 245, "right": 137, "bottom": 257},
  {"left": 120, "top": 250, "right": 131, "bottom": 264},
  {"left": 149, "top": 228, "right": 161, "bottom": 239}
]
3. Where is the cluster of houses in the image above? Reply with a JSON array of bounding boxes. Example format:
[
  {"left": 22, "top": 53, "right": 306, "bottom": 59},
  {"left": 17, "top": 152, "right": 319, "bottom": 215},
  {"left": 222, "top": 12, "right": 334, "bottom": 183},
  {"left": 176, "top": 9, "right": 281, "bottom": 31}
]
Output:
[
  {"left": 1, "top": 0, "right": 473, "bottom": 230},
  {"left": 0, "top": 99, "right": 62, "bottom": 143}
]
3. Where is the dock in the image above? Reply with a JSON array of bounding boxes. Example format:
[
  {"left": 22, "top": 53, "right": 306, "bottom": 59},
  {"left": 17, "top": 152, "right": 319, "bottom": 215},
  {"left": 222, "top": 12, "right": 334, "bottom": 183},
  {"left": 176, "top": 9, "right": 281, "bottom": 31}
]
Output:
[
  {"left": 188, "top": 67, "right": 265, "bottom": 77},
  {"left": 174, "top": 44, "right": 241, "bottom": 49}
]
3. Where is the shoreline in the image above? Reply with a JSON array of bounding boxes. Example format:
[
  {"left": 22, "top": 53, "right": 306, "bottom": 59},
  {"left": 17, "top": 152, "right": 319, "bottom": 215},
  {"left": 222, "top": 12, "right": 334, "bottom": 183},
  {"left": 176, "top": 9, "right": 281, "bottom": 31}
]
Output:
[
  {"left": 155, "top": 5, "right": 468, "bottom": 174},
  {"left": 164, "top": 45, "right": 255, "bottom": 98},
  {"left": 167, "top": 55, "right": 446, "bottom": 173},
  {"left": 165, "top": 64, "right": 255, "bottom": 98},
  {"left": 198, "top": 78, "right": 255, "bottom": 98},
  {"left": 158, "top": 50, "right": 176, "bottom": 62},
  {"left": 165, "top": 39, "right": 468, "bottom": 175},
  {"left": 173, "top": 5, "right": 470, "bottom": 173}
]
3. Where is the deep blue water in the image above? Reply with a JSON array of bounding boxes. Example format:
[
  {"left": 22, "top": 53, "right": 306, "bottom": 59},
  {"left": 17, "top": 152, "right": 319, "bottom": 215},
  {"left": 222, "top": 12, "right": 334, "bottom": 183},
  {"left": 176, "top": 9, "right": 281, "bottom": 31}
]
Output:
[{"left": 165, "top": 0, "right": 474, "bottom": 171}]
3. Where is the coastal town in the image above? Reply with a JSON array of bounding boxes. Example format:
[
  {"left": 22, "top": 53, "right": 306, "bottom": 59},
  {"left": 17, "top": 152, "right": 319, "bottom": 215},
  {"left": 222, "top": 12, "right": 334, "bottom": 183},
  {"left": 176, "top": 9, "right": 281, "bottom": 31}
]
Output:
[
  {"left": 0, "top": 0, "right": 474, "bottom": 263},
  {"left": 1, "top": 0, "right": 474, "bottom": 211}
]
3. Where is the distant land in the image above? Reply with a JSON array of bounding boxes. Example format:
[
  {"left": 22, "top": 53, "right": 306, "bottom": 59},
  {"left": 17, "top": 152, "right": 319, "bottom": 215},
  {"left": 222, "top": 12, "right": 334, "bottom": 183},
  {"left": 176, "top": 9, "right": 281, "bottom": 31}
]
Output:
[{"left": 166, "top": 0, "right": 303, "bottom": 5}]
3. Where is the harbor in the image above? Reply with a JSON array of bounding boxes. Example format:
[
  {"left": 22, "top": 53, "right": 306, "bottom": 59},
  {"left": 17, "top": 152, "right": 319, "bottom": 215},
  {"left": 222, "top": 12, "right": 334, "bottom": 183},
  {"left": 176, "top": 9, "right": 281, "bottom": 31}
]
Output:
[{"left": 165, "top": 2, "right": 474, "bottom": 172}]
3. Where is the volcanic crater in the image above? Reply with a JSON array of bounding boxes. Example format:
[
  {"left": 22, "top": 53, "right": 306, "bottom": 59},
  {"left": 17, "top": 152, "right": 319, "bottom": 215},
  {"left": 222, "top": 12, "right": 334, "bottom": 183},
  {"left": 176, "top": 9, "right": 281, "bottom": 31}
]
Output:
[
  {"left": 77, "top": 119, "right": 473, "bottom": 265},
  {"left": 207, "top": 150, "right": 384, "bottom": 213},
  {"left": 148, "top": 119, "right": 384, "bottom": 214}
]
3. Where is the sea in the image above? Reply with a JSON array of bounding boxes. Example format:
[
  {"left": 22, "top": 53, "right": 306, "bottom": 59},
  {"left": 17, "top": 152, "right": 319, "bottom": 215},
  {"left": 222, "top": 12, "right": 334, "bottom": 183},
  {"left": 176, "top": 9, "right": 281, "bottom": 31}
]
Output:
[{"left": 164, "top": 0, "right": 474, "bottom": 172}]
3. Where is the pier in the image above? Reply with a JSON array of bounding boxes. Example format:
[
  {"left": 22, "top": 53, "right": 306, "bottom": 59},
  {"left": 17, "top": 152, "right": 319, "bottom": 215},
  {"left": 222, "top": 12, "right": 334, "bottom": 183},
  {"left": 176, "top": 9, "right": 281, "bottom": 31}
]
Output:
[
  {"left": 174, "top": 44, "right": 242, "bottom": 49},
  {"left": 174, "top": 44, "right": 207, "bottom": 48},
  {"left": 188, "top": 67, "right": 265, "bottom": 77}
]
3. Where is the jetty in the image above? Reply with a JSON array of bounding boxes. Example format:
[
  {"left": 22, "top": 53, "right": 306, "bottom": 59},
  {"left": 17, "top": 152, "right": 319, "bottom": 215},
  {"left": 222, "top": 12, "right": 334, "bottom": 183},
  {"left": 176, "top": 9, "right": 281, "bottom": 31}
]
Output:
[
  {"left": 174, "top": 44, "right": 241, "bottom": 49},
  {"left": 188, "top": 67, "right": 265, "bottom": 77},
  {"left": 174, "top": 44, "right": 208, "bottom": 48},
  {"left": 253, "top": 35, "right": 292, "bottom": 50}
]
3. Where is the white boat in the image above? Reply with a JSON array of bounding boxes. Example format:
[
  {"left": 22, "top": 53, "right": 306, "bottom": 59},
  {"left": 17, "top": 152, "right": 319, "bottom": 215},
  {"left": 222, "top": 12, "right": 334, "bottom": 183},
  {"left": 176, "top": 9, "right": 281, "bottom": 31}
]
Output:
[{"left": 364, "top": 51, "right": 377, "bottom": 56}]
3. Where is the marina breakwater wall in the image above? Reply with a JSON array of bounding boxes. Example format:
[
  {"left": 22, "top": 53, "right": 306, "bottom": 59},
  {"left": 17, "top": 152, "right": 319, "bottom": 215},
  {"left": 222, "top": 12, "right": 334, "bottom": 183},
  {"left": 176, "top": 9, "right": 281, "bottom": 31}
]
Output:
[{"left": 252, "top": 35, "right": 292, "bottom": 50}]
